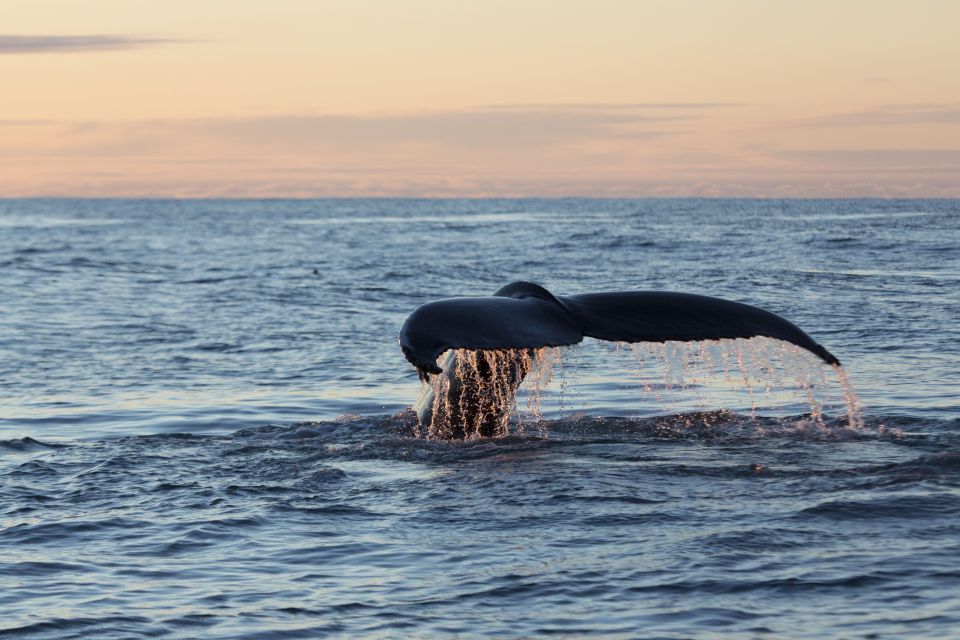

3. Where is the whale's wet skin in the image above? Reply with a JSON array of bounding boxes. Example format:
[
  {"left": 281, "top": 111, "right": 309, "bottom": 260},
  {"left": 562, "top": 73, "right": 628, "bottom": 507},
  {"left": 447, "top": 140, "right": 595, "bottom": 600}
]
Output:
[{"left": 2, "top": 199, "right": 959, "bottom": 638}]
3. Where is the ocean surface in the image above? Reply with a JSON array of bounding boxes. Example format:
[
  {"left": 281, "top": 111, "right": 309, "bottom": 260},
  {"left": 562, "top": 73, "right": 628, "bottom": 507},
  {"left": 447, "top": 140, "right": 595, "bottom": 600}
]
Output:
[{"left": 1, "top": 198, "right": 958, "bottom": 639}]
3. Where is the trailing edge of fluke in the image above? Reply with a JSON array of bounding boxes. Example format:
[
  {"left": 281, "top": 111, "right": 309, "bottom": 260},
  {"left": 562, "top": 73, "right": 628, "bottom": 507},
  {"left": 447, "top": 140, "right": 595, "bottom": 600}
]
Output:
[{"left": 399, "top": 281, "right": 840, "bottom": 378}]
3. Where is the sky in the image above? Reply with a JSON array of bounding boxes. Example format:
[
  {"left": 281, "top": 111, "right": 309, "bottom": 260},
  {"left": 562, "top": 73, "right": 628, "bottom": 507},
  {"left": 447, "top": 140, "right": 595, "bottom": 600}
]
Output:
[{"left": 1, "top": 0, "right": 958, "bottom": 197}]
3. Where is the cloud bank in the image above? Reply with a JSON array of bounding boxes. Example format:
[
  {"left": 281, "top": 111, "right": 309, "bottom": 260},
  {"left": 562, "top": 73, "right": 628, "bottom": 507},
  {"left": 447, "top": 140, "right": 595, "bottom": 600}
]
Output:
[
  {"left": 789, "top": 104, "right": 960, "bottom": 128},
  {"left": 0, "top": 34, "right": 179, "bottom": 54},
  {"left": 53, "top": 105, "right": 693, "bottom": 155},
  {"left": 2, "top": 104, "right": 958, "bottom": 197}
]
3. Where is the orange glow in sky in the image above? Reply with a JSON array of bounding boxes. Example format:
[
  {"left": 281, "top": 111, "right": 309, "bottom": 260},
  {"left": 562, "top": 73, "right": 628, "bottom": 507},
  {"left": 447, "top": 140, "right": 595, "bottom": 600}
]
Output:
[{"left": 2, "top": 0, "right": 958, "bottom": 197}]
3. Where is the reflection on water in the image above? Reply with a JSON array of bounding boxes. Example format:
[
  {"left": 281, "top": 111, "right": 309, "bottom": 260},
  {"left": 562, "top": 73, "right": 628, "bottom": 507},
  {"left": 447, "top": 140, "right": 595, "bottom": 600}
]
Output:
[
  {"left": 1, "top": 198, "right": 958, "bottom": 638},
  {"left": 287, "top": 212, "right": 549, "bottom": 225},
  {"left": 0, "top": 216, "right": 119, "bottom": 228},
  {"left": 1, "top": 412, "right": 955, "bottom": 638}
]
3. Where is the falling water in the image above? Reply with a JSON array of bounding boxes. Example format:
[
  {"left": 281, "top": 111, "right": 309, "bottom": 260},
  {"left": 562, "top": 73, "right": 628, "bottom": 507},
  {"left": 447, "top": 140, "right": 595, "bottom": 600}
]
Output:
[
  {"left": 623, "top": 337, "right": 864, "bottom": 429},
  {"left": 416, "top": 347, "right": 562, "bottom": 439},
  {"left": 418, "top": 338, "right": 863, "bottom": 438},
  {"left": 832, "top": 364, "right": 865, "bottom": 429}
]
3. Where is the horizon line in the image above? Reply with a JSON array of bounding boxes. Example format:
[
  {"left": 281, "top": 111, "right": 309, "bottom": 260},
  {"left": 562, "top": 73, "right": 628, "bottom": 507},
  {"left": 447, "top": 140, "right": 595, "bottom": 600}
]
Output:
[{"left": 1, "top": 195, "right": 958, "bottom": 201}]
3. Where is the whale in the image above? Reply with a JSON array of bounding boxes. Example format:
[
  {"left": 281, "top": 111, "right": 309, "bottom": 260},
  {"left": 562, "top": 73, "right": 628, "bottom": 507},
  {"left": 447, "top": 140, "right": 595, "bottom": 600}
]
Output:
[{"left": 399, "top": 281, "right": 840, "bottom": 439}]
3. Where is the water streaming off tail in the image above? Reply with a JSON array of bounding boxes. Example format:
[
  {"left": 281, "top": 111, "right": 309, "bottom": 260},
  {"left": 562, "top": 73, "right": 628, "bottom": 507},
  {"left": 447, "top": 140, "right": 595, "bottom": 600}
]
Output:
[
  {"left": 416, "top": 347, "right": 561, "bottom": 439},
  {"left": 619, "top": 337, "right": 863, "bottom": 429},
  {"left": 417, "top": 338, "right": 863, "bottom": 438}
]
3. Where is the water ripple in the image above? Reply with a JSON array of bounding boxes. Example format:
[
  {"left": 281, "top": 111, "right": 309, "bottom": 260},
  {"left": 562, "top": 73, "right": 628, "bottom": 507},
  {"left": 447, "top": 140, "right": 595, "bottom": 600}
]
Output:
[{"left": 2, "top": 199, "right": 959, "bottom": 638}]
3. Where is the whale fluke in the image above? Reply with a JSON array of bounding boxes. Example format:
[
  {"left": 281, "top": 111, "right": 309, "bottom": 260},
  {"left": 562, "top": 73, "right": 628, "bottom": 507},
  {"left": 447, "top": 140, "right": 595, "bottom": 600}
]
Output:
[
  {"left": 558, "top": 291, "right": 840, "bottom": 366},
  {"left": 399, "top": 290, "right": 580, "bottom": 377},
  {"left": 400, "top": 281, "right": 841, "bottom": 438},
  {"left": 399, "top": 281, "right": 839, "bottom": 378}
]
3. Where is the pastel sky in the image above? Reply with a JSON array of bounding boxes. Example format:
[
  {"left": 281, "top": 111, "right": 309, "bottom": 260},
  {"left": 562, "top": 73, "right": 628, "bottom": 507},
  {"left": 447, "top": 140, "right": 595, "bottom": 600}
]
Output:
[{"left": 2, "top": 0, "right": 959, "bottom": 197}]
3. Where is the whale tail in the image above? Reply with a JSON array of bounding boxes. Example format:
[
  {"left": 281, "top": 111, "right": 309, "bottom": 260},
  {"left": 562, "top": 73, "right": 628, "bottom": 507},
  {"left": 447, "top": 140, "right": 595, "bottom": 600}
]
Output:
[{"left": 399, "top": 281, "right": 839, "bottom": 377}]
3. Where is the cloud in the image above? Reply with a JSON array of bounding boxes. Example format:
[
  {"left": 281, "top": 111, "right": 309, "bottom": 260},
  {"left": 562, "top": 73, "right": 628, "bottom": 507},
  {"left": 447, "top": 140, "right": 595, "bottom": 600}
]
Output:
[
  {"left": 0, "top": 34, "right": 181, "bottom": 54},
  {"left": 5, "top": 165, "right": 959, "bottom": 199},
  {"left": 6, "top": 104, "right": 957, "bottom": 197},
  {"left": 479, "top": 102, "right": 737, "bottom": 111},
  {"left": 788, "top": 104, "right": 960, "bottom": 128},
  {"left": 39, "top": 105, "right": 692, "bottom": 157},
  {"left": 0, "top": 119, "right": 53, "bottom": 126},
  {"left": 766, "top": 148, "right": 960, "bottom": 169},
  {"left": 194, "top": 108, "right": 685, "bottom": 149}
]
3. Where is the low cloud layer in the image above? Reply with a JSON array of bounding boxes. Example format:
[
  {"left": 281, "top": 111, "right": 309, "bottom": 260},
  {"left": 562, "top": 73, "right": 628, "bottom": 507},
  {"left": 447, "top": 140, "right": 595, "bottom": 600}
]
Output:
[
  {"left": 772, "top": 148, "right": 960, "bottom": 169},
  {"left": 789, "top": 104, "right": 960, "bottom": 128},
  {"left": 0, "top": 34, "right": 179, "bottom": 54},
  {"left": 80, "top": 105, "right": 690, "bottom": 153},
  {"left": 2, "top": 103, "right": 958, "bottom": 197}
]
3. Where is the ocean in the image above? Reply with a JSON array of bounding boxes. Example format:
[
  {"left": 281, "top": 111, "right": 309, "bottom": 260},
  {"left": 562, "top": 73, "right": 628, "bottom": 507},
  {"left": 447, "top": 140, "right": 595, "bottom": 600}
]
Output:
[{"left": 1, "top": 198, "right": 958, "bottom": 638}]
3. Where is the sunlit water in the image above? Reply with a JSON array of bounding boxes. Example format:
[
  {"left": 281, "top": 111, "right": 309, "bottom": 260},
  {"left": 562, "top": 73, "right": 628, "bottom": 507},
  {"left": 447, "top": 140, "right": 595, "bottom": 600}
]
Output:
[{"left": 2, "top": 199, "right": 958, "bottom": 638}]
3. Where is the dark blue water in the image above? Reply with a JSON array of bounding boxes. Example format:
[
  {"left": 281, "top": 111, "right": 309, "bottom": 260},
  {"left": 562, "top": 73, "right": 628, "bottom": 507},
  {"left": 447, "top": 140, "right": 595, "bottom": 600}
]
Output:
[{"left": 2, "top": 199, "right": 958, "bottom": 638}]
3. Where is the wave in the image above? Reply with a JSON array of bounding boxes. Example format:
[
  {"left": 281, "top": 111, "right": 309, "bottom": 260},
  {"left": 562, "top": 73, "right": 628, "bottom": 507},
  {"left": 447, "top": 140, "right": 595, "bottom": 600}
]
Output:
[{"left": 0, "top": 436, "right": 68, "bottom": 454}]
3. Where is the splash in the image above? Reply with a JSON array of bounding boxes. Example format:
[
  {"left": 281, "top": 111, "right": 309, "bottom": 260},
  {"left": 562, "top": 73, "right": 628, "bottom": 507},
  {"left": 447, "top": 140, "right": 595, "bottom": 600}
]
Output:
[{"left": 416, "top": 347, "right": 561, "bottom": 439}]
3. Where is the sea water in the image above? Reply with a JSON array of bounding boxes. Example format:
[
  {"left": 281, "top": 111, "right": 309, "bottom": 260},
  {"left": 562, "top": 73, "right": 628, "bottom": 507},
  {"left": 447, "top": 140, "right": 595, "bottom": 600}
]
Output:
[{"left": 1, "top": 199, "right": 958, "bottom": 638}]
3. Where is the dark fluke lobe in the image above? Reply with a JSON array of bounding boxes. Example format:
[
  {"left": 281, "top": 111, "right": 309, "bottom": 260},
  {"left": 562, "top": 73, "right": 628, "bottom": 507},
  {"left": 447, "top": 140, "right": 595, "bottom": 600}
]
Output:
[{"left": 399, "top": 280, "right": 840, "bottom": 378}]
